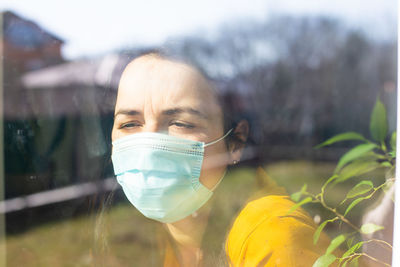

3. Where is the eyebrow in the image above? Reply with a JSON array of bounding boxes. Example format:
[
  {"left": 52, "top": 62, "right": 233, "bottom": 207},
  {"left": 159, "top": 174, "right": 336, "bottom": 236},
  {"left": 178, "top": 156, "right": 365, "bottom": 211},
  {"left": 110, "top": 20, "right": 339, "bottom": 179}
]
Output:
[
  {"left": 162, "top": 108, "right": 208, "bottom": 119},
  {"left": 114, "top": 109, "right": 141, "bottom": 117},
  {"left": 114, "top": 107, "right": 208, "bottom": 119}
]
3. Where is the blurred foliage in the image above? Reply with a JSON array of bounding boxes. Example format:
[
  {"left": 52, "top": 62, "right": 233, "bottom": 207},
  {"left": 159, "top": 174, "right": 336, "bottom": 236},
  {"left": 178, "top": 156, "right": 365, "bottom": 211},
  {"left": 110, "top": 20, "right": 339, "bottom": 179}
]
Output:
[{"left": 165, "top": 16, "right": 397, "bottom": 154}]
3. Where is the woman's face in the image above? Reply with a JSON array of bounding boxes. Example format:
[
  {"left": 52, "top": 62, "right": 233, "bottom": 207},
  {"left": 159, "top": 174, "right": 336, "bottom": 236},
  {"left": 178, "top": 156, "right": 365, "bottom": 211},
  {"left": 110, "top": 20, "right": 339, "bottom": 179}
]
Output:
[{"left": 111, "top": 56, "right": 230, "bottom": 189}]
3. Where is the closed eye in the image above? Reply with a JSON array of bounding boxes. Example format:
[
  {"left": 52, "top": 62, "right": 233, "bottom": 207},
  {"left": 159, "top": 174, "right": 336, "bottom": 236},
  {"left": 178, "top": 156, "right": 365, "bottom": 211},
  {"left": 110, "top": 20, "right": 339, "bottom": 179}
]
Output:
[
  {"left": 170, "top": 121, "right": 195, "bottom": 129},
  {"left": 119, "top": 121, "right": 142, "bottom": 129}
]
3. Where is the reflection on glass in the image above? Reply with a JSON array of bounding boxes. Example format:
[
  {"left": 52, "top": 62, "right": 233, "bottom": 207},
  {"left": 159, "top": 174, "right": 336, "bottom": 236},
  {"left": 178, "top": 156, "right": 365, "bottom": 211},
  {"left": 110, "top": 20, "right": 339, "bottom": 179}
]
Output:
[{"left": 0, "top": 2, "right": 397, "bottom": 266}]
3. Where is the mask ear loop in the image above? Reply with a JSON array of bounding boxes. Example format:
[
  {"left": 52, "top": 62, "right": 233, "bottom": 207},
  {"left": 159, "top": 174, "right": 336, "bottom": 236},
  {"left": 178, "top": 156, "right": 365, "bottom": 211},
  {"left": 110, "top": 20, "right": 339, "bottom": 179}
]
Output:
[
  {"left": 205, "top": 129, "right": 233, "bottom": 192},
  {"left": 204, "top": 128, "right": 233, "bottom": 147}
]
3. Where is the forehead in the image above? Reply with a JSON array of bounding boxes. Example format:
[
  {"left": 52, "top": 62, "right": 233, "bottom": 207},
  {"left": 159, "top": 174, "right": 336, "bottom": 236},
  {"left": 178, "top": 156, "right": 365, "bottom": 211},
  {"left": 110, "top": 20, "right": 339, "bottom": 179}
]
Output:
[{"left": 116, "top": 56, "right": 221, "bottom": 115}]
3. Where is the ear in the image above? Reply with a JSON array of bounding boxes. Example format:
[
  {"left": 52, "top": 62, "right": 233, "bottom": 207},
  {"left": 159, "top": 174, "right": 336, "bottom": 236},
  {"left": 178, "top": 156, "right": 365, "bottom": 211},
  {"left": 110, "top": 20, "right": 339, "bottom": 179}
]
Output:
[{"left": 228, "top": 120, "right": 249, "bottom": 165}]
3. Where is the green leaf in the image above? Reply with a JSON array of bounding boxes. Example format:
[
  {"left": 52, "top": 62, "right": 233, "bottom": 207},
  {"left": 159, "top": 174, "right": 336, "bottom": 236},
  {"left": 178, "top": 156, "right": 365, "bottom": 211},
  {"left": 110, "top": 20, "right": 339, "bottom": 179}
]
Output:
[
  {"left": 370, "top": 99, "right": 388, "bottom": 142},
  {"left": 290, "top": 192, "right": 302, "bottom": 202},
  {"left": 322, "top": 175, "right": 338, "bottom": 191},
  {"left": 341, "top": 241, "right": 363, "bottom": 259},
  {"left": 390, "top": 131, "right": 396, "bottom": 151},
  {"left": 286, "top": 197, "right": 312, "bottom": 215},
  {"left": 314, "top": 217, "right": 338, "bottom": 245},
  {"left": 291, "top": 184, "right": 307, "bottom": 202},
  {"left": 335, "top": 160, "right": 381, "bottom": 184},
  {"left": 346, "top": 180, "right": 373, "bottom": 199},
  {"left": 360, "top": 223, "right": 384, "bottom": 234},
  {"left": 314, "top": 221, "right": 329, "bottom": 245},
  {"left": 344, "top": 196, "right": 369, "bottom": 216},
  {"left": 362, "top": 151, "right": 387, "bottom": 160},
  {"left": 346, "top": 236, "right": 355, "bottom": 248},
  {"left": 335, "top": 143, "right": 377, "bottom": 173},
  {"left": 326, "top": 234, "right": 346, "bottom": 255},
  {"left": 312, "top": 254, "right": 337, "bottom": 267},
  {"left": 380, "top": 161, "right": 392, "bottom": 168},
  {"left": 315, "top": 132, "right": 367, "bottom": 149}
]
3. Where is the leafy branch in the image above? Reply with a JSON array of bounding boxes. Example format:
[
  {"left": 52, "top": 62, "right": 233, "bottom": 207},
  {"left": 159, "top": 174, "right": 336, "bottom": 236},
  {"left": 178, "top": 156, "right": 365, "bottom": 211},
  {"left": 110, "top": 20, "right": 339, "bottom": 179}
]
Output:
[{"left": 289, "top": 98, "right": 395, "bottom": 267}]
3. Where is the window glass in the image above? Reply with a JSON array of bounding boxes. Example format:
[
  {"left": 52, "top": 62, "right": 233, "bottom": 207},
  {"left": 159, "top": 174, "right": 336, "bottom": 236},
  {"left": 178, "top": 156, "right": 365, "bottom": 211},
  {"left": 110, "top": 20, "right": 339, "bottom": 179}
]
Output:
[{"left": 0, "top": 1, "right": 397, "bottom": 266}]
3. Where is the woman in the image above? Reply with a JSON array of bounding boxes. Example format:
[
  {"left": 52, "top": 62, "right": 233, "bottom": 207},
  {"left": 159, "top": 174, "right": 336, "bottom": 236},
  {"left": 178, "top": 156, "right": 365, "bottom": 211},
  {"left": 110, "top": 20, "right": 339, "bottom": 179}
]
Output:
[{"left": 110, "top": 52, "right": 333, "bottom": 266}]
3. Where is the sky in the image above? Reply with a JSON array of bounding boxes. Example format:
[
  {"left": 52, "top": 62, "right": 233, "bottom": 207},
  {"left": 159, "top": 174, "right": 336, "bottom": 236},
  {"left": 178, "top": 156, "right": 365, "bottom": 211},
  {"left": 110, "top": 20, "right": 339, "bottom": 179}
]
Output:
[{"left": 0, "top": 0, "right": 397, "bottom": 59}]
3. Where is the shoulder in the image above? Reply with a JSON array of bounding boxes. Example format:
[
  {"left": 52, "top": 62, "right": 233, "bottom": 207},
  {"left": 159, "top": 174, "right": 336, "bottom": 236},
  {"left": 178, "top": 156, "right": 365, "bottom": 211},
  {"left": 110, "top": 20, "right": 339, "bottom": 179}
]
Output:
[
  {"left": 228, "top": 195, "right": 317, "bottom": 237},
  {"left": 225, "top": 195, "right": 317, "bottom": 249},
  {"left": 226, "top": 195, "right": 332, "bottom": 266}
]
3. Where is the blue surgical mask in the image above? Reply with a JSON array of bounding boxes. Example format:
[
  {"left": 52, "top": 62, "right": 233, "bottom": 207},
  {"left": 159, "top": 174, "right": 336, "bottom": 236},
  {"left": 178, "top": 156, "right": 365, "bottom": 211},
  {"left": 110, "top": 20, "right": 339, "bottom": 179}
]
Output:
[{"left": 111, "top": 129, "right": 232, "bottom": 223}]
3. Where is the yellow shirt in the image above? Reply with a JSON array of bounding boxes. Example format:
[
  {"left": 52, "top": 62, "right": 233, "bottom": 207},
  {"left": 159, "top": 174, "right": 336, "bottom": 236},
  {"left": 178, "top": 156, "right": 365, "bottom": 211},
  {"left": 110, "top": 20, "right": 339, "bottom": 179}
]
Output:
[
  {"left": 225, "top": 195, "right": 333, "bottom": 266},
  {"left": 164, "top": 168, "right": 335, "bottom": 266},
  {"left": 225, "top": 168, "right": 334, "bottom": 267}
]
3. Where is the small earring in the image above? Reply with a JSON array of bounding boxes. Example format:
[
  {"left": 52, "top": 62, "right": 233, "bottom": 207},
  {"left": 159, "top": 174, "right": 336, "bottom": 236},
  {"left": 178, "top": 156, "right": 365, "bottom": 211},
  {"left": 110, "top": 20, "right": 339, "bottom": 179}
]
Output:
[{"left": 233, "top": 160, "right": 238, "bottom": 165}]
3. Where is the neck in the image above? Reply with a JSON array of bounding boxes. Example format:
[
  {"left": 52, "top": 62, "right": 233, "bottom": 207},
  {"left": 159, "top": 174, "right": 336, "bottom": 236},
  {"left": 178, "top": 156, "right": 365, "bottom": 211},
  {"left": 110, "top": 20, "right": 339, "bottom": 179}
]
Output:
[
  {"left": 166, "top": 203, "right": 211, "bottom": 247},
  {"left": 165, "top": 200, "right": 213, "bottom": 266}
]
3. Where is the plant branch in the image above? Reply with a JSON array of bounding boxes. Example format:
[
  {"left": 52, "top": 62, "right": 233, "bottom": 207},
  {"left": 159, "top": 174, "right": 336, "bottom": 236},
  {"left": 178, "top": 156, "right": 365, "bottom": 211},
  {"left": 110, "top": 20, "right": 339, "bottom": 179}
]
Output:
[
  {"left": 363, "top": 239, "right": 393, "bottom": 250},
  {"left": 309, "top": 192, "right": 360, "bottom": 232},
  {"left": 340, "top": 252, "right": 391, "bottom": 267},
  {"left": 321, "top": 200, "right": 359, "bottom": 232}
]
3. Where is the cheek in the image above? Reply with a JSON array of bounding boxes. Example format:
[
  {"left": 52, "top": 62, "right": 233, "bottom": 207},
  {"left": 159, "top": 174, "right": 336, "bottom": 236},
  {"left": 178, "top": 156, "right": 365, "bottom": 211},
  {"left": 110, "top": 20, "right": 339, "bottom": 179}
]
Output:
[
  {"left": 111, "top": 126, "right": 126, "bottom": 144},
  {"left": 199, "top": 141, "right": 229, "bottom": 189},
  {"left": 111, "top": 127, "right": 119, "bottom": 142}
]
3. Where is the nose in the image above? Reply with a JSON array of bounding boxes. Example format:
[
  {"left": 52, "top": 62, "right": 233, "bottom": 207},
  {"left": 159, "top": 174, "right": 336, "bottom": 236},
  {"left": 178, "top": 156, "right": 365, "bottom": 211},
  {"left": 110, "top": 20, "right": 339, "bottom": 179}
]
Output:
[
  {"left": 142, "top": 121, "right": 167, "bottom": 134},
  {"left": 142, "top": 122, "right": 158, "bottom": 133}
]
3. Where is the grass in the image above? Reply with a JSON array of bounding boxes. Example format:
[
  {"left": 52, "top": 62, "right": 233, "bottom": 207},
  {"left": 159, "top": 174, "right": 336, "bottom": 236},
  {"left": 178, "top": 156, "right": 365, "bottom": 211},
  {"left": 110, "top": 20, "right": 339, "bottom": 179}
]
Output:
[
  {"left": 5, "top": 160, "right": 387, "bottom": 266},
  {"left": 6, "top": 212, "right": 95, "bottom": 266}
]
